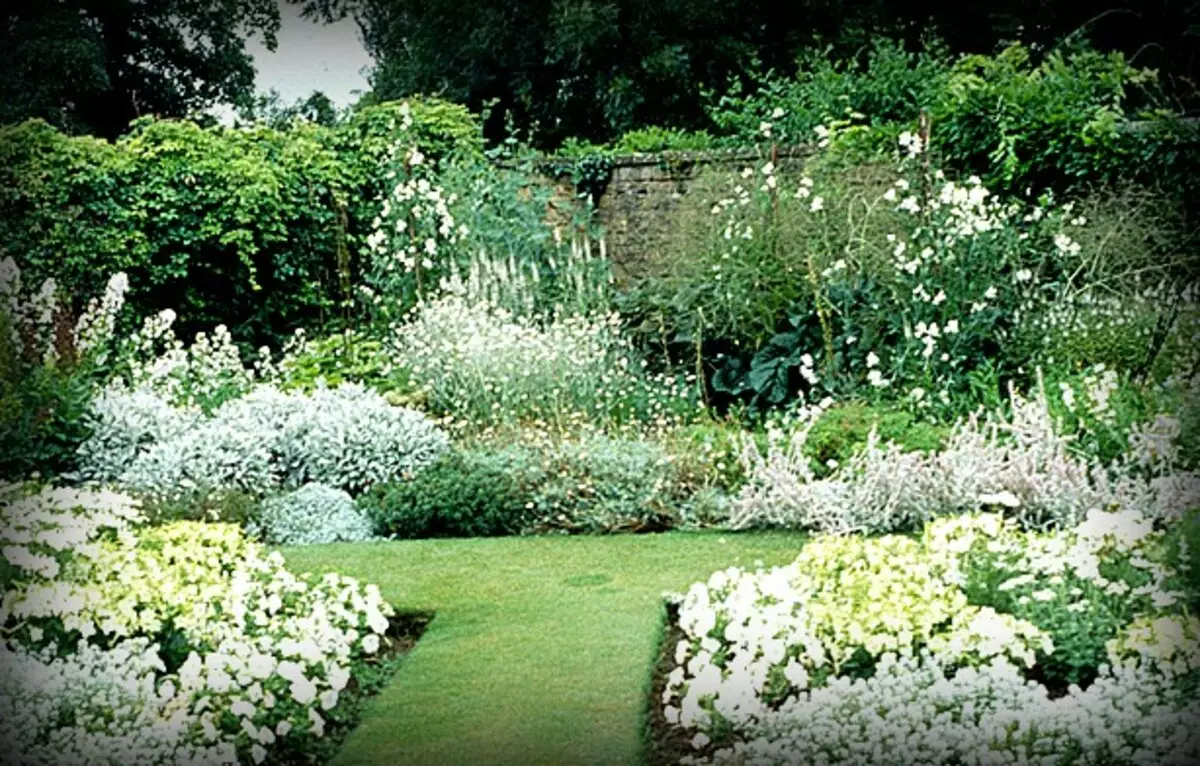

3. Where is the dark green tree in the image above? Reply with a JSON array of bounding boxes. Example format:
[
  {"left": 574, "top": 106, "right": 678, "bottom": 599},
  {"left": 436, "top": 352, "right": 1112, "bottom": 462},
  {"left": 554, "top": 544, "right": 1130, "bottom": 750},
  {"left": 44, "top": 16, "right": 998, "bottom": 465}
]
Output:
[
  {"left": 296, "top": 0, "right": 1200, "bottom": 147},
  {"left": 1, "top": 0, "right": 281, "bottom": 138},
  {"left": 238, "top": 89, "right": 343, "bottom": 128}
]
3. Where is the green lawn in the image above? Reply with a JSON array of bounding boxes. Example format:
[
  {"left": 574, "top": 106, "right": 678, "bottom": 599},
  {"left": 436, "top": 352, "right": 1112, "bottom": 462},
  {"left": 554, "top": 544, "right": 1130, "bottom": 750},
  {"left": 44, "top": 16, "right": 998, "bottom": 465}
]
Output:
[{"left": 282, "top": 531, "right": 807, "bottom": 766}]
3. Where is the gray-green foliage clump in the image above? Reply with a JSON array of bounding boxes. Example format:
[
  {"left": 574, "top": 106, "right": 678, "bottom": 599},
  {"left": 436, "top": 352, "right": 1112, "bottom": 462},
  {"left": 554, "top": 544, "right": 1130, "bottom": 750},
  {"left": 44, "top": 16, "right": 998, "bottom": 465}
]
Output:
[
  {"left": 253, "top": 482, "right": 374, "bottom": 545},
  {"left": 78, "top": 382, "right": 449, "bottom": 497}
]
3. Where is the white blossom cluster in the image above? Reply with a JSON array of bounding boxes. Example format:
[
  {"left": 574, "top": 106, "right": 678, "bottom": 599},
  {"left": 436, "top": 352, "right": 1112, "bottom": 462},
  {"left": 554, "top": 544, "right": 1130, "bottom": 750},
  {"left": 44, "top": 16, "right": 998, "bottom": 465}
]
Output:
[
  {"left": 678, "top": 653, "right": 1200, "bottom": 766},
  {"left": 0, "top": 256, "right": 60, "bottom": 364},
  {"left": 392, "top": 291, "right": 700, "bottom": 433},
  {"left": 72, "top": 271, "right": 131, "bottom": 363},
  {"left": 253, "top": 482, "right": 374, "bottom": 546},
  {"left": 0, "top": 486, "right": 395, "bottom": 765},
  {"left": 730, "top": 382, "right": 1200, "bottom": 534},
  {"left": 661, "top": 510, "right": 1200, "bottom": 765},
  {"left": 366, "top": 174, "right": 466, "bottom": 273},
  {"left": 78, "top": 382, "right": 449, "bottom": 497},
  {"left": 1027, "top": 280, "right": 1199, "bottom": 373},
  {"left": 115, "top": 310, "right": 272, "bottom": 410},
  {"left": 0, "top": 638, "right": 239, "bottom": 766}
]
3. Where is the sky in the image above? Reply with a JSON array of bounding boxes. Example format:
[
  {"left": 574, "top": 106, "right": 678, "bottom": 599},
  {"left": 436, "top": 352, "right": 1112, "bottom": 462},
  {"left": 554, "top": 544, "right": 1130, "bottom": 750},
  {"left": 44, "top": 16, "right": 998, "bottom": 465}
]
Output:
[{"left": 244, "top": 4, "right": 373, "bottom": 108}]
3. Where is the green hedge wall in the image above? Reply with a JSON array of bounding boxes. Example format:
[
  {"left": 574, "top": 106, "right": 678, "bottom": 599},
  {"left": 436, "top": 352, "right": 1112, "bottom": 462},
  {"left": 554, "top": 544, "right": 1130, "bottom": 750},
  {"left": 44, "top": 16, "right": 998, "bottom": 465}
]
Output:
[{"left": 0, "top": 99, "right": 483, "bottom": 348}]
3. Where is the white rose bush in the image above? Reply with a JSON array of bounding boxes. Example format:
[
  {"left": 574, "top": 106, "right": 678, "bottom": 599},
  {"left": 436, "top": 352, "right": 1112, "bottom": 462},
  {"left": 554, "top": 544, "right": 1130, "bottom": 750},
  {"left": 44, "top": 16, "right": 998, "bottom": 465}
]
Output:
[
  {"left": 0, "top": 485, "right": 398, "bottom": 765},
  {"left": 657, "top": 506, "right": 1200, "bottom": 765}
]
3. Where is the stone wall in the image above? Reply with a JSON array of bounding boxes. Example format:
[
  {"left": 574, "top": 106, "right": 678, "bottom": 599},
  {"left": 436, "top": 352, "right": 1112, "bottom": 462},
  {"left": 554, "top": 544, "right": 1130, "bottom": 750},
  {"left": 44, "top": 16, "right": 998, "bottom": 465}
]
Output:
[{"left": 586, "top": 146, "right": 814, "bottom": 283}]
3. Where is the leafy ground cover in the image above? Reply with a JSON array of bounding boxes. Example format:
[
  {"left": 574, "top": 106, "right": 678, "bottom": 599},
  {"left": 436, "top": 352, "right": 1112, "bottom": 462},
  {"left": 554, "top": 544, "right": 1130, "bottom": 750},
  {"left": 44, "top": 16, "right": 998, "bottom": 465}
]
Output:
[{"left": 281, "top": 531, "right": 806, "bottom": 766}]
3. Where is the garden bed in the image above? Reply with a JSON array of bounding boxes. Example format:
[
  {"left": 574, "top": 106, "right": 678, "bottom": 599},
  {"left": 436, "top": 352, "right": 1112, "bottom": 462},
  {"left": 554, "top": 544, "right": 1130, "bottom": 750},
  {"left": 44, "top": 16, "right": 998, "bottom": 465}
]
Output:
[{"left": 647, "top": 511, "right": 1200, "bottom": 766}]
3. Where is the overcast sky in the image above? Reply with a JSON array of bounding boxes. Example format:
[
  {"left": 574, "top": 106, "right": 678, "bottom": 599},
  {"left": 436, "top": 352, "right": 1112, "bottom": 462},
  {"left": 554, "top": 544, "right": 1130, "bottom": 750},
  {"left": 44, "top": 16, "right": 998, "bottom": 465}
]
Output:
[{"left": 245, "top": 4, "right": 373, "bottom": 107}]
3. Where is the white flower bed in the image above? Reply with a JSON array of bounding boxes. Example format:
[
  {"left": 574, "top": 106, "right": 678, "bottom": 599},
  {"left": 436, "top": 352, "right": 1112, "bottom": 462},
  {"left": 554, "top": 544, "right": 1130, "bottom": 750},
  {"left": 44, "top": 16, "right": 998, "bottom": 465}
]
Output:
[
  {"left": 0, "top": 486, "right": 397, "bottom": 764},
  {"left": 660, "top": 508, "right": 1200, "bottom": 765}
]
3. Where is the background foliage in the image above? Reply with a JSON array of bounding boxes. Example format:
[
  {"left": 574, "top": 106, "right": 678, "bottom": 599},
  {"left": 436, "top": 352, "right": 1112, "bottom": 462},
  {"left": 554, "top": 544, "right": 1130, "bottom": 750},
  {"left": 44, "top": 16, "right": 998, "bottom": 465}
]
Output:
[
  {"left": 297, "top": 0, "right": 1200, "bottom": 147},
  {"left": 0, "top": 99, "right": 482, "bottom": 348},
  {"left": 1, "top": 0, "right": 281, "bottom": 138}
]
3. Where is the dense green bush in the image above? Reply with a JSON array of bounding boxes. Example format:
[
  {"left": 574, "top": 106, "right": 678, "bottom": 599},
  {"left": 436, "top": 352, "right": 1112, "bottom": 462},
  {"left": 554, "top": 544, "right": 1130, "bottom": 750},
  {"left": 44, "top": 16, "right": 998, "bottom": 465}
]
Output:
[
  {"left": 0, "top": 99, "right": 483, "bottom": 348},
  {"left": 0, "top": 363, "right": 95, "bottom": 479},
  {"left": 705, "top": 37, "right": 953, "bottom": 148},
  {"left": 705, "top": 39, "right": 1200, "bottom": 208},
  {"left": 360, "top": 450, "right": 529, "bottom": 539},
  {"left": 611, "top": 126, "right": 715, "bottom": 154},
  {"left": 494, "top": 434, "right": 690, "bottom": 534},
  {"left": 802, "top": 402, "right": 948, "bottom": 477}
]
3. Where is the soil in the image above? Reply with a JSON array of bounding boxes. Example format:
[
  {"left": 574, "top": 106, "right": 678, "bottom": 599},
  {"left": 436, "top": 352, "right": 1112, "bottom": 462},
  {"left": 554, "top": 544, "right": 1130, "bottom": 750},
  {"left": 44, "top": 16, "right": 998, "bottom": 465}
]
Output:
[{"left": 644, "top": 602, "right": 696, "bottom": 766}]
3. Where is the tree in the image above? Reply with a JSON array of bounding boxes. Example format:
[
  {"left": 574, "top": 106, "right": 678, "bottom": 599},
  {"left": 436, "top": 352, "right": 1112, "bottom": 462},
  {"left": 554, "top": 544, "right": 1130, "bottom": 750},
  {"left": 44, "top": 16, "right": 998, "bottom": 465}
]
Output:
[
  {"left": 296, "top": 0, "right": 886, "bottom": 146},
  {"left": 296, "top": 0, "right": 1200, "bottom": 147},
  {"left": 238, "top": 89, "right": 343, "bottom": 128},
  {"left": 1, "top": 0, "right": 281, "bottom": 138}
]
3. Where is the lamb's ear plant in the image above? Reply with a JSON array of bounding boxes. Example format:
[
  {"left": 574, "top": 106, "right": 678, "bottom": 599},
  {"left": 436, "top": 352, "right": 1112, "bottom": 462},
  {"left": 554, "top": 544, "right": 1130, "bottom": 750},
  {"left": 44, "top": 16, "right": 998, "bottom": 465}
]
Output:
[
  {"left": 730, "top": 380, "right": 1200, "bottom": 535},
  {"left": 77, "top": 382, "right": 450, "bottom": 499},
  {"left": 252, "top": 482, "right": 374, "bottom": 545}
]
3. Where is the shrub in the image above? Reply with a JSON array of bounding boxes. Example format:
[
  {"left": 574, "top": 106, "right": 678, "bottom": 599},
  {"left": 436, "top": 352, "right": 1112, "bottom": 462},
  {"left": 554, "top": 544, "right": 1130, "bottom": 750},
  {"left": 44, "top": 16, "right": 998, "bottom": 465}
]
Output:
[
  {"left": 360, "top": 450, "right": 529, "bottom": 539},
  {"left": 253, "top": 482, "right": 374, "bottom": 545},
  {"left": 73, "top": 386, "right": 202, "bottom": 483},
  {"left": 78, "top": 383, "right": 450, "bottom": 498},
  {"left": 0, "top": 98, "right": 484, "bottom": 349},
  {"left": 492, "top": 433, "right": 690, "bottom": 533},
  {"left": 730, "top": 384, "right": 1200, "bottom": 534},
  {"left": 704, "top": 38, "right": 1200, "bottom": 206},
  {"left": 801, "top": 402, "right": 948, "bottom": 477},
  {"left": 278, "top": 384, "right": 449, "bottom": 494},
  {"left": 611, "top": 126, "right": 714, "bottom": 154},
  {"left": 391, "top": 292, "right": 698, "bottom": 433},
  {"left": 0, "top": 486, "right": 396, "bottom": 764},
  {"left": 705, "top": 37, "right": 953, "bottom": 148}
]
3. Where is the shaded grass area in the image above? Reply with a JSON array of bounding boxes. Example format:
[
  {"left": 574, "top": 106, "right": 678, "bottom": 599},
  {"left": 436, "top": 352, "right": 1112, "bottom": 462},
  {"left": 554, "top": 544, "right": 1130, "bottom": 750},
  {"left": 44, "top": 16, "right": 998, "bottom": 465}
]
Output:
[{"left": 281, "top": 531, "right": 807, "bottom": 766}]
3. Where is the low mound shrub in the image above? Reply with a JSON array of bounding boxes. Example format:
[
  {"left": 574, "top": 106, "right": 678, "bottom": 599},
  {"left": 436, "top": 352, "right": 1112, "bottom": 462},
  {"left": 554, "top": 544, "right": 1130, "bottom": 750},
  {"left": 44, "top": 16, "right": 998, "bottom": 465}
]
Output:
[
  {"left": 78, "top": 382, "right": 449, "bottom": 497},
  {"left": 254, "top": 482, "right": 375, "bottom": 546},
  {"left": 360, "top": 450, "right": 530, "bottom": 539}
]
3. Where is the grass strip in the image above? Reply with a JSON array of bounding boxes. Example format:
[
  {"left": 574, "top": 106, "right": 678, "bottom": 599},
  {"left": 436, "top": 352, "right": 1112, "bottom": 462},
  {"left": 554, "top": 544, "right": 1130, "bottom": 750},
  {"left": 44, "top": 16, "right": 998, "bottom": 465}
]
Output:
[{"left": 282, "top": 531, "right": 806, "bottom": 766}]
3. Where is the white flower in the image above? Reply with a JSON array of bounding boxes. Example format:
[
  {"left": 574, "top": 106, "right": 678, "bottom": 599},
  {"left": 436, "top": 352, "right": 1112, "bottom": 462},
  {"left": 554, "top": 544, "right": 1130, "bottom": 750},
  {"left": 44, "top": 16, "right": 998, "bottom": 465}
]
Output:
[
  {"left": 362, "top": 634, "right": 381, "bottom": 655},
  {"left": 308, "top": 708, "right": 326, "bottom": 738},
  {"left": 809, "top": 196, "right": 825, "bottom": 213},
  {"left": 866, "top": 352, "right": 880, "bottom": 368},
  {"left": 291, "top": 677, "right": 317, "bottom": 705},
  {"left": 979, "top": 491, "right": 1021, "bottom": 508},
  {"left": 231, "top": 700, "right": 255, "bottom": 718},
  {"left": 319, "top": 689, "right": 339, "bottom": 711}
]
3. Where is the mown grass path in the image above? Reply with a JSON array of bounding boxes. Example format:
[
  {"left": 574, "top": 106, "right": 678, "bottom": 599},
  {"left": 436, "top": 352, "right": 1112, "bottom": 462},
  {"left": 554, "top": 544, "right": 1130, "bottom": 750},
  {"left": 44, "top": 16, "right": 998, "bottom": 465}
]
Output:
[{"left": 282, "top": 532, "right": 806, "bottom": 766}]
